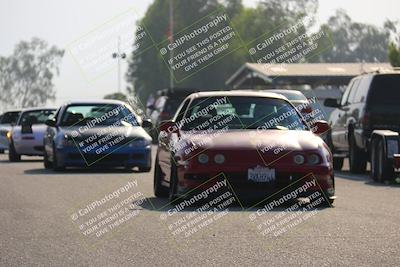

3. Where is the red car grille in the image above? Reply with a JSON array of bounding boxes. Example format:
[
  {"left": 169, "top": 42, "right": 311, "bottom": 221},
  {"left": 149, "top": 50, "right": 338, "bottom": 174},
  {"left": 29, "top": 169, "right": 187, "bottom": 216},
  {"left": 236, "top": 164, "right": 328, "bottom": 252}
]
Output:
[
  {"left": 201, "top": 149, "right": 292, "bottom": 166},
  {"left": 222, "top": 172, "right": 314, "bottom": 199}
]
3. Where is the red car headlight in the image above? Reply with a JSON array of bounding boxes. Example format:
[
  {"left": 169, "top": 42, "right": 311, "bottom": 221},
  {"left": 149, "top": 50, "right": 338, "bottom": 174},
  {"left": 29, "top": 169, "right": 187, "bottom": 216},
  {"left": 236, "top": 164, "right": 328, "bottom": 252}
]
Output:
[
  {"left": 198, "top": 153, "right": 209, "bottom": 164},
  {"left": 308, "top": 154, "right": 320, "bottom": 165},
  {"left": 293, "top": 154, "right": 305, "bottom": 165},
  {"left": 214, "top": 154, "right": 225, "bottom": 164}
]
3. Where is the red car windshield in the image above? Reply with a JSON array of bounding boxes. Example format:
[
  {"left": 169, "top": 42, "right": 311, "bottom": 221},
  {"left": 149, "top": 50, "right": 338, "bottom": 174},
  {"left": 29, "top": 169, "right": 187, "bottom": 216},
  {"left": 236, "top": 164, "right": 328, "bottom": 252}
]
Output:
[{"left": 180, "top": 96, "right": 307, "bottom": 131}]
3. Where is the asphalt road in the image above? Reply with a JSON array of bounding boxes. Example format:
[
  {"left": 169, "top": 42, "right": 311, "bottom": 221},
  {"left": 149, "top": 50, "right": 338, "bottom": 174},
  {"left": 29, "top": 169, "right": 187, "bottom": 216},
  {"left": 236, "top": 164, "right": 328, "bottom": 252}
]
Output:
[{"left": 1, "top": 148, "right": 400, "bottom": 267}]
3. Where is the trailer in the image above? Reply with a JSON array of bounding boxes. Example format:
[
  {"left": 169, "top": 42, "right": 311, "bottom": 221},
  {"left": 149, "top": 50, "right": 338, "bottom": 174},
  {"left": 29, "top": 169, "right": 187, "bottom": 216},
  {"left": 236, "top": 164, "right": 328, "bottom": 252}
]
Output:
[{"left": 369, "top": 130, "right": 400, "bottom": 183}]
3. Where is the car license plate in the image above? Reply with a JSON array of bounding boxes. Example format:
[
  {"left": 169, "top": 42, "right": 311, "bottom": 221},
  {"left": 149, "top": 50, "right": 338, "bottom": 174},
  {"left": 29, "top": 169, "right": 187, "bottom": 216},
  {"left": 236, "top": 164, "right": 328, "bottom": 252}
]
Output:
[{"left": 248, "top": 166, "right": 276, "bottom": 182}]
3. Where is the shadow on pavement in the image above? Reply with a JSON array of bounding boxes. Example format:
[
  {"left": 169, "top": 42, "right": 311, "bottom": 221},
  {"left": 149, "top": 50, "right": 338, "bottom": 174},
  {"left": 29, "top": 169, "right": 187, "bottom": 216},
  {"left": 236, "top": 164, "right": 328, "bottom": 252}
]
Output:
[
  {"left": 138, "top": 196, "right": 333, "bottom": 212},
  {"left": 336, "top": 170, "right": 400, "bottom": 188},
  {"left": 24, "top": 167, "right": 149, "bottom": 175},
  {"left": 0, "top": 159, "right": 43, "bottom": 163}
]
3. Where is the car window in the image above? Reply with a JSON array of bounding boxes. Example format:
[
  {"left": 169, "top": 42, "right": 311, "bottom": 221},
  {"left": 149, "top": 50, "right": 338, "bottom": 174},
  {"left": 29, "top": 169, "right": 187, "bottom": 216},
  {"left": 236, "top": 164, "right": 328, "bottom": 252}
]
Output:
[
  {"left": 368, "top": 74, "right": 400, "bottom": 106},
  {"left": 0, "top": 111, "right": 20, "bottom": 124},
  {"left": 52, "top": 108, "right": 61, "bottom": 123},
  {"left": 60, "top": 104, "right": 138, "bottom": 126},
  {"left": 18, "top": 110, "right": 56, "bottom": 125},
  {"left": 347, "top": 78, "right": 361, "bottom": 104},
  {"left": 174, "top": 98, "right": 191, "bottom": 122},
  {"left": 354, "top": 76, "right": 371, "bottom": 103},
  {"left": 341, "top": 80, "right": 354, "bottom": 106},
  {"left": 181, "top": 96, "right": 306, "bottom": 131}
]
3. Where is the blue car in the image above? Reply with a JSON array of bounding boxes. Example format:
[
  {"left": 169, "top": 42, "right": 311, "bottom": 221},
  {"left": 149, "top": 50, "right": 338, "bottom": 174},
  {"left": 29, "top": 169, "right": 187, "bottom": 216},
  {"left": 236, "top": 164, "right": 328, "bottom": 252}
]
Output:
[{"left": 43, "top": 100, "right": 153, "bottom": 171}]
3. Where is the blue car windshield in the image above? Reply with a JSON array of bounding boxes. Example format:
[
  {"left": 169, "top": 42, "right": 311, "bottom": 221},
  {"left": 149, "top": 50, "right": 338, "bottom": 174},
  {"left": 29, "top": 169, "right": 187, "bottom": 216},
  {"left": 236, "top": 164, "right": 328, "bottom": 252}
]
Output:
[{"left": 60, "top": 104, "right": 138, "bottom": 127}]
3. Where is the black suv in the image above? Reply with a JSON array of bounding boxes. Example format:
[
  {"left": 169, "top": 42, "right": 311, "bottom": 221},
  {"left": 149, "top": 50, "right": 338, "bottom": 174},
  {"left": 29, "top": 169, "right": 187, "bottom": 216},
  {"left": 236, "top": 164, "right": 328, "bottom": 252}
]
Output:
[
  {"left": 148, "top": 88, "right": 198, "bottom": 140},
  {"left": 324, "top": 71, "right": 400, "bottom": 173}
]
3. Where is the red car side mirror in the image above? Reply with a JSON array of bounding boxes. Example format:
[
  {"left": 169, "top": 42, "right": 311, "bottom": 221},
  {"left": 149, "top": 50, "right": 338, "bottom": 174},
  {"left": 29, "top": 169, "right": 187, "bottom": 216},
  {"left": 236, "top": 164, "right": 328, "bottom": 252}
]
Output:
[{"left": 312, "top": 120, "right": 330, "bottom": 135}]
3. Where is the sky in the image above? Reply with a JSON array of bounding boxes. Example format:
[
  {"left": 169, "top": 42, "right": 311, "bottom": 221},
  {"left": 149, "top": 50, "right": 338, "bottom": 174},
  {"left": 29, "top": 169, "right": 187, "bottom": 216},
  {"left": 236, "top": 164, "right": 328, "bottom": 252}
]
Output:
[{"left": 0, "top": 0, "right": 399, "bottom": 107}]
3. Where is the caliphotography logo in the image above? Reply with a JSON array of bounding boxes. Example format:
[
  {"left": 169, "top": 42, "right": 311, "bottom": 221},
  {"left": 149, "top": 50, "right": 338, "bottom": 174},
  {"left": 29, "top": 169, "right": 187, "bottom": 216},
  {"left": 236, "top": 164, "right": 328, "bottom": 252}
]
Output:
[
  {"left": 157, "top": 173, "right": 243, "bottom": 249},
  {"left": 246, "top": 14, "right": 334, "bottom": 77},
  {"left": 68, "top": 180, "right": 154, "bottom": 249},
  {"left": 156, "top": 8, "right": 243, "bottom": 82},
  {"left": 247, "top": 173, "right": 333, "bottom": 249}
]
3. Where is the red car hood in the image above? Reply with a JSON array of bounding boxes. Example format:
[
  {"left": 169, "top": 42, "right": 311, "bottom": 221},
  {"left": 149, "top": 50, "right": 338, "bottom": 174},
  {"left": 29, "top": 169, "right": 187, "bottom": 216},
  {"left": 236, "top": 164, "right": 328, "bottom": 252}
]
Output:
[{"left": 180, "top": 130, "right": 322, "bottom": 152}]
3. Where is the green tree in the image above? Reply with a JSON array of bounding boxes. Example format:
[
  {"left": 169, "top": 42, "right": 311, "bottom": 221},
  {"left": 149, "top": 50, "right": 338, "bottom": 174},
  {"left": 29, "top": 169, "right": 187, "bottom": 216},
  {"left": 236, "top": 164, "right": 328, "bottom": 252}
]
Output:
[
  {"left": 258, "top": 0, "right": 318, "bottom": 24},
  {"left": 104, "top": 92, "right": 128, "bottom": 102},
  {"left": 0, "top": 38, "right": 64, "bottom": 109},
  {"left": 316, "top": 9, "right": 390, "bottom": 62},
  {"left": 127, "top": 0, "right": 222, "bottom": 103},
  {"left": 230, "top": 0, "right": 318, "bottom": 64},
  {"left": 126, "top": 0, "right": 318, "bottom": 102},
  {"left": 385, "top": 20, "right": 400, "bottom": 67},
  {"left": 221, "top": 0, "right": 243, "bottom": 18},
  {"left": 388, "top": 43, "right": 400, "bottom": 67}
]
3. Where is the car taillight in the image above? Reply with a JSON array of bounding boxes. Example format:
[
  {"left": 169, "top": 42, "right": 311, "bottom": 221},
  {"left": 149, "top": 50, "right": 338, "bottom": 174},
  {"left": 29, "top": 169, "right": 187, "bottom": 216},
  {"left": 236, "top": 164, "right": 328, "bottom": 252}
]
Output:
[
  {"left": 361, "top": 112, "right": 370, "bottom": 128},
  {"left": 302, "top": 105, "right": 312, "bottom": 114},
  {"left": 394, "top": 154, "right": 400, "bottom": 169}
]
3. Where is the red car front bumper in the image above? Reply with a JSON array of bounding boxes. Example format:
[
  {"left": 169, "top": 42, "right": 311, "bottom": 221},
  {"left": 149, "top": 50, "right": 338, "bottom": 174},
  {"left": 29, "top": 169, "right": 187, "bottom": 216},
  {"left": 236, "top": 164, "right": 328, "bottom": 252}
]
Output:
[{"left": 174, "top": 154, "right": 335, "bottom": 201}]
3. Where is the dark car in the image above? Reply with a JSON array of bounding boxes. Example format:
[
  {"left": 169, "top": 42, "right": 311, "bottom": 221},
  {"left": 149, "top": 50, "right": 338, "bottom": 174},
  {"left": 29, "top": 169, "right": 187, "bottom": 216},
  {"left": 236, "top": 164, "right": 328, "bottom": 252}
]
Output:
[
  {"left": 324, "top": 71, "right": 400, "bottom": 173},
  {"left": 153, "top": 91, "right": 334, "bottom": 204},
  {"left": 149, "top": 88, "right": 198, "bottom": 139},
  {"left": 43, "top": 100, "right": 153, "bottom": 171}
]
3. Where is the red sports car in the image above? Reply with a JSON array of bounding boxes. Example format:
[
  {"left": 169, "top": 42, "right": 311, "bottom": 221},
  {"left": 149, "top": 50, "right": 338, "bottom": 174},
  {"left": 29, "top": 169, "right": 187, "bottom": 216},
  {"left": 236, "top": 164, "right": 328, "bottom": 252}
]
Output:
[{"left": 153, "top": 91, "right": 335, "bottom": 205}]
